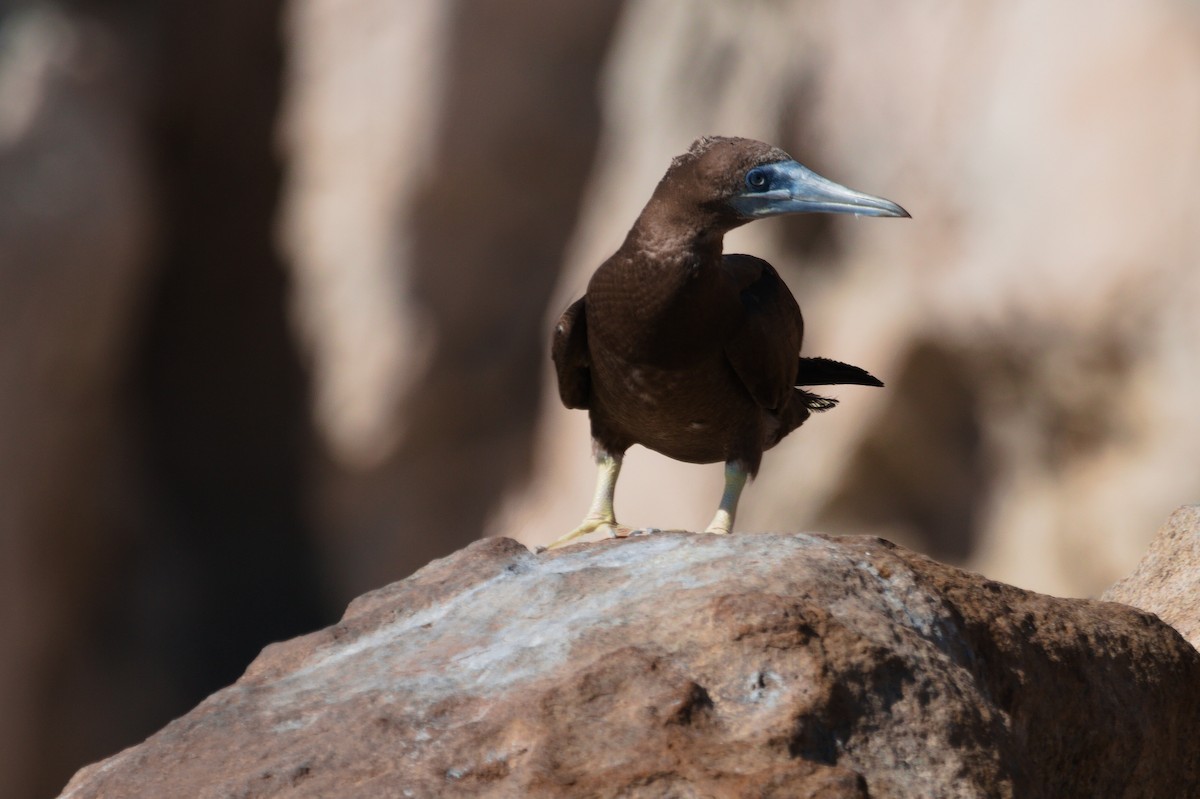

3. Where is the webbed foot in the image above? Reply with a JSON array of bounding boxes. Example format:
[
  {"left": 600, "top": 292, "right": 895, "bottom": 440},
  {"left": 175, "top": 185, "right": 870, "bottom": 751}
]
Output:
[{"left": 537, "top": 515, "right": 619, "bottom": 552}]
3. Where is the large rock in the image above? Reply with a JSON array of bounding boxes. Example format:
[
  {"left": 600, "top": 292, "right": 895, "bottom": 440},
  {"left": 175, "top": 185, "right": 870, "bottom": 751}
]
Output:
[{"left": 58, "top": 529, "right": 1200, "bottom": 798}]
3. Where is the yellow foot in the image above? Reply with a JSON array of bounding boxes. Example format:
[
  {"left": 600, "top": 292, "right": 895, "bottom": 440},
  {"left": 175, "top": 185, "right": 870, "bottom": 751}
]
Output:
[
  {"left": 703, "top": 508, "right": 735, "bottom": 536},
  {"left": 537, "top": 516, "right": 619, "bottom": 552},
  {"left": 701, "top": 463, "right": 745, "bottom": 536}
]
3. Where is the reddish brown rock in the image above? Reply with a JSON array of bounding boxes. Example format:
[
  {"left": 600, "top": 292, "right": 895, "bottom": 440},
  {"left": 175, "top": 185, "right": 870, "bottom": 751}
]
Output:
[
  {"left": 1104, "top": 505, "right": 1200, "bottom": 649},
  {"left": 58, "top": 532, "right": 1200, "bottom": 798}
]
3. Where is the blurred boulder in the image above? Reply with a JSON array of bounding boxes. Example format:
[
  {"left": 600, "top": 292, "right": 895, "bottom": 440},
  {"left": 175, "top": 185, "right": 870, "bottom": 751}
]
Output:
[{"left": 1105, "top": 505, "right": 1200, "bottom": 648}]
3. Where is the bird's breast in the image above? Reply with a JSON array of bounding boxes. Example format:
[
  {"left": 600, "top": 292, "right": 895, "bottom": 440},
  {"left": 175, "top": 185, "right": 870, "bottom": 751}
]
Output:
[
  {"left": 588, "top": 348, "right": 761, "bottom": 464},
  {"left": 585, "top": 253, "right": 740, "bottom": 369}
]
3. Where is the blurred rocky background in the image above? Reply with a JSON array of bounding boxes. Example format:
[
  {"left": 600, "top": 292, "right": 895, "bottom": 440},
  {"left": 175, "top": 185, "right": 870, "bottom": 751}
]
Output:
[{"left": 2, "top": 0, "right": 1199, "bottom": 797}]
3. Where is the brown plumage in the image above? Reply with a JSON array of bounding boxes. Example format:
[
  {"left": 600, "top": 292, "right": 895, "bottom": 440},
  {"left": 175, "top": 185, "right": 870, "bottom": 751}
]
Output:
[{"left": 543, "top": 136, "right": 907, "bottom": 549}]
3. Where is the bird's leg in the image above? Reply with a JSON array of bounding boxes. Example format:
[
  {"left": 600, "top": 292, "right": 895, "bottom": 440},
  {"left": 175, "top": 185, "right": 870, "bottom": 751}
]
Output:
[
  {"left": 541, "top": 450, "right": 623, "bottom": 550},
  {"left": 704, "top": 461, "right": 748, "bottom": 535}
]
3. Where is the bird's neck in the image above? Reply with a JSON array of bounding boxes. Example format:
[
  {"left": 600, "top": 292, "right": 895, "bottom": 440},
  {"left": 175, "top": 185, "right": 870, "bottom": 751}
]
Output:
[
  {"left": 587, "top": 207, "right": 735, "bottom": 365},
  {"left": 622, "top": 201, "right": 725, "bottom": 269}
]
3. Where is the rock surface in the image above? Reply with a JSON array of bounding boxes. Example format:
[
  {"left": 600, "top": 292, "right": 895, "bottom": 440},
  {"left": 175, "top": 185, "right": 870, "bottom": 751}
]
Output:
[
  {"left": 59, "top": 529, "right": 1200, "bottom": 799},
  {"left": 1105, "top": 505, "right": 1200, "bottom": 649}
]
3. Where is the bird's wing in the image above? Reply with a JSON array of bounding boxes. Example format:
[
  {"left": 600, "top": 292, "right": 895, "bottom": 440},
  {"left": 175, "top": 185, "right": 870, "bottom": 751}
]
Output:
[
  {"left": 552, "top": 296, "right": 591, "bottom": 409},
  {"left": 720, "top": 254, "right": 803, "bottom": 411}
]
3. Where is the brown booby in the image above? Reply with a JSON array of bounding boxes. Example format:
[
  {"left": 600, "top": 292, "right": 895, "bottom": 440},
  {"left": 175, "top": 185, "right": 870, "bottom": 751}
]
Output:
[{"left": 543, "top": 136, "right": 907, "bottom": 549}]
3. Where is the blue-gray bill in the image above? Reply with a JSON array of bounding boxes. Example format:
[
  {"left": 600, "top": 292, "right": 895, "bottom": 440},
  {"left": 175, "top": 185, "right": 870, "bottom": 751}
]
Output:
[{"left": 729, "top": 159, "right": 909, "bottom": 219}]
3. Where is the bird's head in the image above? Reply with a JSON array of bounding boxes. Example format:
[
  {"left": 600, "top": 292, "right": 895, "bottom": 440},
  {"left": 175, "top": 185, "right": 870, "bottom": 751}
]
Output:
[{"left": 658, "top": 136, "right": 908, "bottom": 233}]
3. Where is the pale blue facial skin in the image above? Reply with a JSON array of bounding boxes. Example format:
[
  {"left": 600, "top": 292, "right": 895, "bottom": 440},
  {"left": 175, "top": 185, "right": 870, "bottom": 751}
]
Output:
[{"left": 729, "top": 160, "right": 909, "bottom": 219}]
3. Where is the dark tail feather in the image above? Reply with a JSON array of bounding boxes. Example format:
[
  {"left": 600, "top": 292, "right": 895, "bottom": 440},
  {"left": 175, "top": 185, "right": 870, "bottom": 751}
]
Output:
[
  {"left": 799, "top": 390, "right": 839, "bottom": 413},
  {"left": 795, "top": 356, "right": 884, "bottom": 388}
]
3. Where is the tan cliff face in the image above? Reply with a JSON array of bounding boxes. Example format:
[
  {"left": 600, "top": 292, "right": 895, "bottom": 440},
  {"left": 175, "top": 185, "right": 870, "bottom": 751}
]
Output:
[
  {"left": 274, "top": 0, "right": 1200, "bottom": 602},
  {"left": 497, "top": 1, "right": 1200, "bottom": 597},
  {"left": 55, "top": 510, "right": 1200, "bottom": 798}
]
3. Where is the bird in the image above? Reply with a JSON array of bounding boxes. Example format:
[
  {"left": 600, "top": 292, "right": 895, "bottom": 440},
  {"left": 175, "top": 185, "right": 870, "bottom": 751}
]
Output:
[{"left": 542, "top": 136, "right": 907, "bottom": 550}]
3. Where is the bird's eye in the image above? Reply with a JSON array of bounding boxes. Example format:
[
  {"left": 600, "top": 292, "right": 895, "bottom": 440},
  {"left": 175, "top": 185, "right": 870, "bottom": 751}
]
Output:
[{"left": 745, "top": 168, "right": 768, "bottom": 190}]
